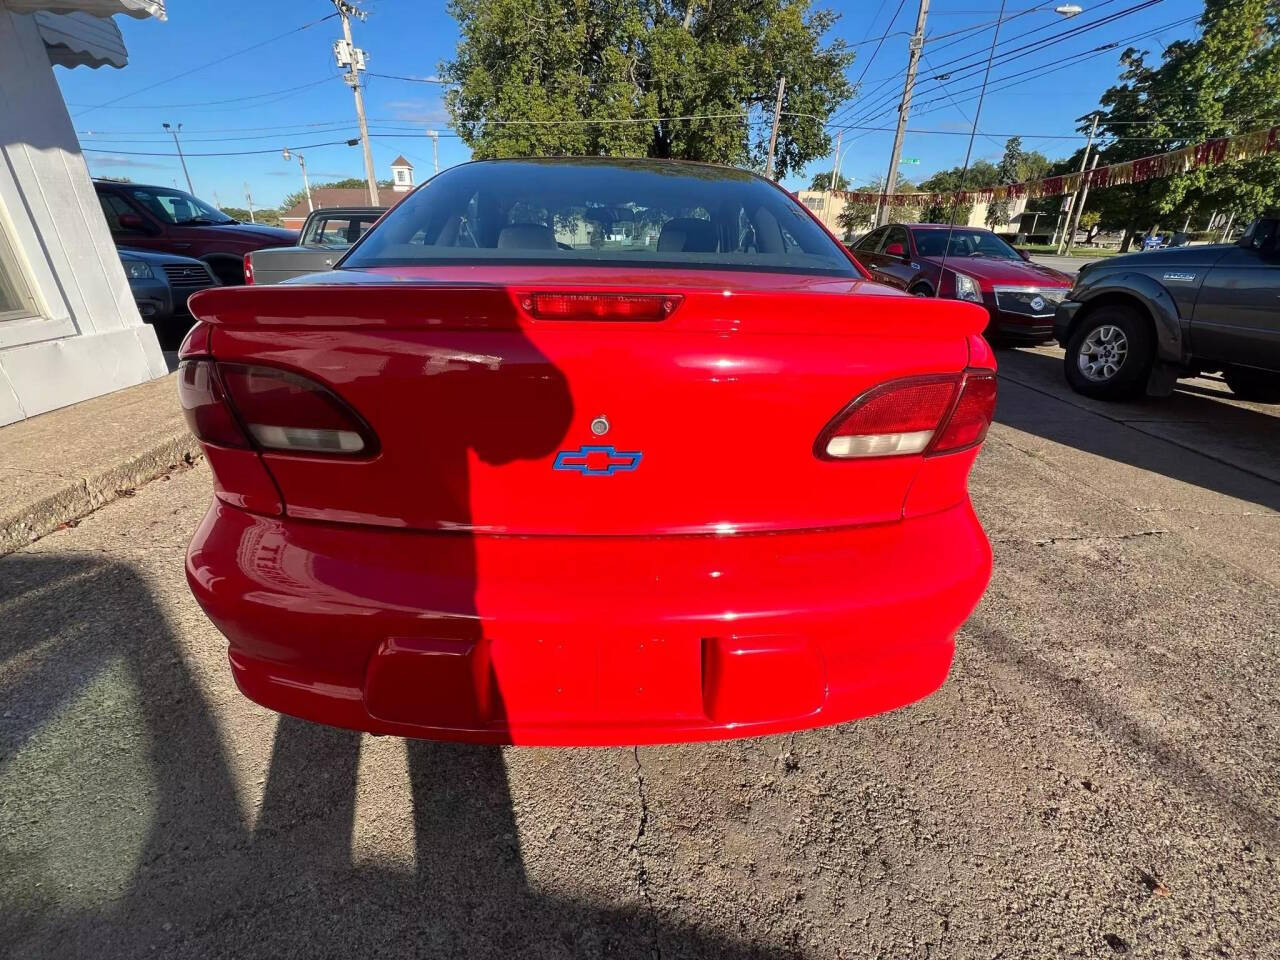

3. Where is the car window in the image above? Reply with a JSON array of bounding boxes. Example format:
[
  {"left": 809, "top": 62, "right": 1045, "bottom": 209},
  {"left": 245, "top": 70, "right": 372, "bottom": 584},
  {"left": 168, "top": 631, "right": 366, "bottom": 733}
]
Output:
[
  {"left": 306, "top": 215, "right": 377, "bottom": 248},
  {"left": 1241, "top": 218, "right": 1278, "bottom": 253},
  {"left": 912, "top": 228, "right": 1020, "bottom": 260},
  {"left": 882, "top": 227, "right": 910, "bottom": 255},
  {"left": 98, "top": 193, "right": 143, "bottom": 232},
  {"left": 342, "top": 160, "right": 858, "bottom": 277},
  {"left": 854, "top": 228, "right": 886, "bottom": 253},
  {"left": 123, "top": 186, "right": 234, "bottom": 226}
]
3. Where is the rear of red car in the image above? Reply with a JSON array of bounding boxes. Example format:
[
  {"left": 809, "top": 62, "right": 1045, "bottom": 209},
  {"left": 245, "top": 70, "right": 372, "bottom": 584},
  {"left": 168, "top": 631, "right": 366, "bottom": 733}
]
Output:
[{"left": 181, "top": 158, "right": 995, "bottom": 745}]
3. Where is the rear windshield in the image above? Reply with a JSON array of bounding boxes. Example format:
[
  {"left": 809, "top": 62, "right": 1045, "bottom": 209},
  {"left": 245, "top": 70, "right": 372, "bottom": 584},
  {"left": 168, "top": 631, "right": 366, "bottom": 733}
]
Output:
[{"left": 340, "top": 159, "right": 857, "bottom": 277}]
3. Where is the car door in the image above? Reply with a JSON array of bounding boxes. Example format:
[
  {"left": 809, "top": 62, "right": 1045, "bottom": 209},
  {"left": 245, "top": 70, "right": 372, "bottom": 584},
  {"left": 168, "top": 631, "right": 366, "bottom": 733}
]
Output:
[
  {"left": 97, "top": 190, "right": 165, "bottom": 254},
  {"left": 850, "top": 227, "right": 888, "bottom": 277},
  {"left": 866, "top": 226, "right": 915, "bottom": 290},
  {"left": 1190, "top": 219, "right": 1280, "bottom": 370}
]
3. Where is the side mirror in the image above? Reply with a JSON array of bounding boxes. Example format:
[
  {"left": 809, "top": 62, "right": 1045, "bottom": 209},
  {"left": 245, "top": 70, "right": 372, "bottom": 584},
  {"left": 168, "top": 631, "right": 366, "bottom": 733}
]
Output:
[
  {"left": 117, "top": 212, "right": 149, "bottom": 232},
  {"left": 884, "top": 242, "right": 907, "bottom": 258},
  {"left": 1016, "top": 247, "right": 1032, "bottom": 262}
]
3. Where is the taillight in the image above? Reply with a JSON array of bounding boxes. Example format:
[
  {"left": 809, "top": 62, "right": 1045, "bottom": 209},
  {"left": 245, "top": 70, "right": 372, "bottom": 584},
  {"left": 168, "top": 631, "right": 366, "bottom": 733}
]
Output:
[
  {"left": 178, "top": 359, "right": 249, "bottom": 448},
  {"left": 817, "top": 371, "right": 996, "bottom": 460},
  {"left": 242, "top": 254, "right": 254, "bottom": 285},
  {"left": 521, "top": 292, "right": 681, "bottom": 321},
  {"left": 177, "top": 360, "right": 377, "bottom": 456}
]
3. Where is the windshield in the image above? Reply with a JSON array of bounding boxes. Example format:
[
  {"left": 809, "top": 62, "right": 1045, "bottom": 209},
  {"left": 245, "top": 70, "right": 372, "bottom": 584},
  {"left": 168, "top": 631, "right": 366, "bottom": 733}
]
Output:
[
  {"left": 124, "top": 186, "right": 235, "bottom": 225},
  {"left": 911, "top": 228, "right": 1020, "bottom": 260},
  {"left": 341, "top": 159, "right": 858, "bottom": 277}
]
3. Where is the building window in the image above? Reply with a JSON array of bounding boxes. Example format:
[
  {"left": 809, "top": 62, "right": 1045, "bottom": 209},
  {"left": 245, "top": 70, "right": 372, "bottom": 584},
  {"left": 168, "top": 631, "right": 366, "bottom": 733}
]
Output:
[
  {"left": 396, "top": 169, "right": 408, "bottom": 184},
  {"left": 0, "top": 223, "right": 38, "bottom": 322}
]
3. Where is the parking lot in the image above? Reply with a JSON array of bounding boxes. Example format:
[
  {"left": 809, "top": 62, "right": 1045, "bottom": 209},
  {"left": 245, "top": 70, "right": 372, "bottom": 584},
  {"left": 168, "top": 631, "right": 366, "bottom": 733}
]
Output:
[{"left": 2, "top": 345, "right": 1277, "bottom": 959}]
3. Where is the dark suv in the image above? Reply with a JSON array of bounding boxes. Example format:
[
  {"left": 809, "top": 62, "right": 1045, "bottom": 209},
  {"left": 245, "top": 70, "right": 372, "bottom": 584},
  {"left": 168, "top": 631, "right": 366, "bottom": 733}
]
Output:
[
  {"left": 94, "top": 180, "right": 295, "bottom": 285},
  {"left": 1055, "top": 214, "right": 1280, "bottom": 403}
]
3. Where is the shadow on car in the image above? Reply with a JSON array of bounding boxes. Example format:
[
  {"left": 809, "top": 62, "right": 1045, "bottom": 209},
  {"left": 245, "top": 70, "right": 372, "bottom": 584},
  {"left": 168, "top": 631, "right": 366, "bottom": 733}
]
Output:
[
  {"left": 1, "top": 558, "right": 802, "bottom": 959},
  {"left": 994, "top": 349, "right": 1280, "bottom": 513}
]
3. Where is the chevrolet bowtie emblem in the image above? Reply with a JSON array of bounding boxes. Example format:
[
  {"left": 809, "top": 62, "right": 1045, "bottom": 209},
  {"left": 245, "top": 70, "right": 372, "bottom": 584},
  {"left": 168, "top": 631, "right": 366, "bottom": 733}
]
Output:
[{"left": 552, "top": 445, "right": 643, "bottom": 477}]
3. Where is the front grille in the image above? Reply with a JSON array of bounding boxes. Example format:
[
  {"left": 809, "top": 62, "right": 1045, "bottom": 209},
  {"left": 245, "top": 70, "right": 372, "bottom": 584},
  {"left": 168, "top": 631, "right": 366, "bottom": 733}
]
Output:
[
  {"left": 994, "top": 287, "right": 1065, "bottom": 317},
  {"left": 162, "top": 263, "right": 215, "bottom": 287}
]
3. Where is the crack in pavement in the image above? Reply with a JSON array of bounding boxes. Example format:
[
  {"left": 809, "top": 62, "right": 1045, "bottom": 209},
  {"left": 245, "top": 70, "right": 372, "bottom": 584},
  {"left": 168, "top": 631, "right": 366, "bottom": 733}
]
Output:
[{"left": 991, "top": 530, "right": 1169, "bottom": 546}]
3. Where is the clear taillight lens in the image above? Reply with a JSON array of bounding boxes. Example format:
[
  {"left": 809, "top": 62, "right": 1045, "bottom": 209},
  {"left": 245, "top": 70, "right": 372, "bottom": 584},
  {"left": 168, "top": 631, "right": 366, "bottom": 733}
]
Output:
[
  {"left": 817, "top": 371, "right": 996, "bottom": 460},
  {"left": 177, "top": 360, "right": 376, "bottom": 456}
]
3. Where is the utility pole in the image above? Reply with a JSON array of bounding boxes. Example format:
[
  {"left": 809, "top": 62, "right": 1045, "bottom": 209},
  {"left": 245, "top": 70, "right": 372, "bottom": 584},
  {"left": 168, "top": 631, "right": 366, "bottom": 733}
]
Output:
[
  {"left": 333, "top": 1, "right": 379, "bottom": 206},
  {"left": 162, "top": 122, "right": 193, "bottom": 194},
  {"left": 877, "top": 0, "right": 930, "bottom": 227},
  {"left": 426, "top": 129, "right": 439, "bottom": 175},
  {"left": 764, "top": 76, "right": 786, "bottom": 181},
  {"left": 1056, "top": 113, "right": 1098, "bottom": 254},
  {"left": 1064, "top": 152, "right": 1098, "bottom": 254},
  {"left": 213, "top": 190, "right": 221, "bottom": 210},
  {"left": 244, "top": 182, "right": 256, "bottom": 223},
  {"left": 825, "top": 129, "right": 843, "bottom": 229}
]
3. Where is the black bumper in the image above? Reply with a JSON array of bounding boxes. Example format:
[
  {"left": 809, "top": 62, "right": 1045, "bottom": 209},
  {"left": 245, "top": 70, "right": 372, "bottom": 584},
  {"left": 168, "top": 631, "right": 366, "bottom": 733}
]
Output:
[
  {"left": 1053, "top": 300, "right": 1084, "bottom": 346},
  {"left": 128, "top": 277, "right": 175, "bottom": 322}
]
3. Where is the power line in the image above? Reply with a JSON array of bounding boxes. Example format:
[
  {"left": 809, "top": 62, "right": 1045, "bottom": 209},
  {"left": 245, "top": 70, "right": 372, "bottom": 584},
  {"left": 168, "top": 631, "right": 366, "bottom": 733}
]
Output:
[
  {"left": 73, "top": 12, "right": 340, "bottom": 117},
  {"left": 366, "top": 72, "right": 452, "bottom": 84},
  {"left": 67, "top": 77, "right": 338, "bottom": 111}
]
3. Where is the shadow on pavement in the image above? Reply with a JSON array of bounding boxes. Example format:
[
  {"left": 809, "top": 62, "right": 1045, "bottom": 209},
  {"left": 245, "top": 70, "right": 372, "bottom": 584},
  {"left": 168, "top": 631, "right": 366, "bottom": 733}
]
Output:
[
  {"left": 995, "top": 349, "right": 1280, "bottom": 512},
  {"left": 0, "top": 554, "right": 797, "bottom": 960}
]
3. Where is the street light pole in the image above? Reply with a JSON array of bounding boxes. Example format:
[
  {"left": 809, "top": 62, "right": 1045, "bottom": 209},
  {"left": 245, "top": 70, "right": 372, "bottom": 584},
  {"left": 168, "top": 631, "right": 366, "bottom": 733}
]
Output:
[
  {"left": 426, "top": 129, "right": 439, "bottom": 175},
  {"left": 877, "top": 0, "right": 930, "bottom": 228},
  {"left": 162, "top": 122, "right": 193, "bottom": 194},
  {"left": 825, "top": 129, "right": 844, "bottom": 230},
  {"left": 282, "top": 149, "right": 313, "bottom": 212},
  {"left": 334, "top": 1, "right": 379, "bottom": 206},
  {"left": 244, "top": 182, "right": 256, "bottom": 223}
]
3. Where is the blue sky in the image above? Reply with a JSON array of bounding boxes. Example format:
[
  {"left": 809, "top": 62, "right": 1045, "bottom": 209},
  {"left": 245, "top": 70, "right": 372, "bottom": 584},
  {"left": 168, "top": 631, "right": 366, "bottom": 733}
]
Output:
[{"left": 56, "top": 0, "right": 1208, "bottom": 209}]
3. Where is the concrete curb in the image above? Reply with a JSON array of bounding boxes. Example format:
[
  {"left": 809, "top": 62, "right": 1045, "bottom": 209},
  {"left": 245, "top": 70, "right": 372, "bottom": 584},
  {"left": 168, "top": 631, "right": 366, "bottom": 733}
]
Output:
[{"left": 1, "top": 432, "right": 202, "bottom": 556}]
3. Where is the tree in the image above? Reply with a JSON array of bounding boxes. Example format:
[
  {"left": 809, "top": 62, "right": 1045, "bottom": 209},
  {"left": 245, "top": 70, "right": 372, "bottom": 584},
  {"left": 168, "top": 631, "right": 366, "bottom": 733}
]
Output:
[
  {"left": 836, "top": 178, "right": 916, "bottom": 237},
  {"left": 809, "top": 170, "right": 849, "bottom": 191},
  {"left": 220, "top": 205, "right": 282, "bottom": 226},
  {"left": 1088, "top": 0, "right": 1280, "bottom": 250},
  {"left": 1077, "top": 209, "right": 1102, "bottom": 244},
  {"left": 984, "top": 137, "right": 1028, "bottom": 229},
  {"left": 916, "top": 159, "right": 999, "bottom": 225},
  {"left": 441, "top": 0, "right": 854, "bottom": 178}
]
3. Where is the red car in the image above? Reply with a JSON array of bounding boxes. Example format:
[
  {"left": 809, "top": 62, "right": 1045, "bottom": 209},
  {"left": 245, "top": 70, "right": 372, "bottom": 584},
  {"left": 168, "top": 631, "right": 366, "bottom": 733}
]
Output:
[
  {"left": 180, "top": 158, "right": 996, "bottom": 746},
  {"left": 851, "top": 223, "right": 1074, "bottom": 343}
]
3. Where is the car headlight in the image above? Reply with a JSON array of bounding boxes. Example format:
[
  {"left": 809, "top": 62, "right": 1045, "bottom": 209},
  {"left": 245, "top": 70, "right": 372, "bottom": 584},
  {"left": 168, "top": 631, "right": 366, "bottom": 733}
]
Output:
[
  {"left": 953, "top": 272, "right": 982, "bottom": 302},
  {"left": 121, "top": 259, "right": 153, "bottom": 279}
]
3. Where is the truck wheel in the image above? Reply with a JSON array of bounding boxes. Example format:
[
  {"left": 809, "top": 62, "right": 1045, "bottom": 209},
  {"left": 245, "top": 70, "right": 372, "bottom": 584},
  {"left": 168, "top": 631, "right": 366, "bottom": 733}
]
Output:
[
  {"left": 1063, "top": 305, "right": 1154, "bottom": 400},
  {"left": 909, "top": 283, "right": 933, "bottom": 297},
  {"left": 1223, "top": 365, "right": 1280, "bottom": 403}
]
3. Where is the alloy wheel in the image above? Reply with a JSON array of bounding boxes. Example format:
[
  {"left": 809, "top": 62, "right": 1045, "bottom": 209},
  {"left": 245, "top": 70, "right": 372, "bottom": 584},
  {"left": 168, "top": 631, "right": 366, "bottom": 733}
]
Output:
[{"left": 1077, "top": 324, "right": 1129, "bottom": 382}]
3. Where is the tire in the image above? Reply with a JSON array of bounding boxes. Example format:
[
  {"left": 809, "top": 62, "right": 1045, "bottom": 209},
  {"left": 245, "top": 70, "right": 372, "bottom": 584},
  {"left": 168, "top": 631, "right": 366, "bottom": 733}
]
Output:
[
  {"left": 1063, "top": 304, "right": 1154, "bottom": 400},
  {"left": 1223, "top": 365, "right": 1280, "bottom": 403},
  {"left": 909, "top": 283, "right": 933, "bottom": 297}
]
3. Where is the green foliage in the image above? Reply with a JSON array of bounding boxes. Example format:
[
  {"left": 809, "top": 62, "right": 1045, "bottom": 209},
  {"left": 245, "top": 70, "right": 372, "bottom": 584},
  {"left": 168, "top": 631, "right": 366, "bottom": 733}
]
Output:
[
  {"left": 441, "top": 0, "right": 854, "bottom": 178},
  {"left": 809, "top": 170, "right": 850, "bottom": 190},
  {"left": 836, "top": 178, "right": 915, "bottom": 236},
  {"left": 916, "top": 159, "right": 999, "bottom": 225},
  {"left": 1089, "top": 0, "right": 1280, "bottom": 248}
]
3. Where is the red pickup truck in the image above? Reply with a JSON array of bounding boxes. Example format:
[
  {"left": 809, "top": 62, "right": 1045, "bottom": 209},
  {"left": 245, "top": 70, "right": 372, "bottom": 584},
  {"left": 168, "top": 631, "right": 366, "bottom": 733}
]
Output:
[{"left": 94, "top": 179, "right": 296, "bottom": 285}]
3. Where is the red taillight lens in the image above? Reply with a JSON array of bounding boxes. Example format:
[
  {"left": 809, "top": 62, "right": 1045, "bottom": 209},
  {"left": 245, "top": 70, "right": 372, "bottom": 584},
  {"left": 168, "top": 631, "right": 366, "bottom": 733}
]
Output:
[
  {"left": 931, "top": 371, "right": 997, "bottom": 454},
  {"left": 177, "top": 360, "right": 376, "bottom": 456},
  {"left": 817, "top": 371, "right": 996, "bottom": 460},
  {"left": 522, "top": 293, "right": 681, "bottom": 321},
  {"left": 178, "top": 360, "right": 250, "bottom": 448},
  {"left": 242, "top": 254, "right": 254, "bottom": 285},
  {"left": 219, "top": 364, "right": 377, "bottom": 456}
]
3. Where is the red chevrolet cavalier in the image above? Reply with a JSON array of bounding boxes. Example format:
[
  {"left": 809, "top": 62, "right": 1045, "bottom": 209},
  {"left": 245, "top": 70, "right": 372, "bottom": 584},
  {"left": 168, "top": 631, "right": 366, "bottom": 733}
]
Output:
[{"left": 180, "top": 158, "right": 995, "bottom": 746}]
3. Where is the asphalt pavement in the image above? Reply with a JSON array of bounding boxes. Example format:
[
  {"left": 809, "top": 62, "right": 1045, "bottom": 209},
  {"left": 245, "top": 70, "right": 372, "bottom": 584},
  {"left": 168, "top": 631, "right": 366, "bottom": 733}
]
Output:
[{"left": 2, "top": 347, "right": 1277, "bottom": 959}]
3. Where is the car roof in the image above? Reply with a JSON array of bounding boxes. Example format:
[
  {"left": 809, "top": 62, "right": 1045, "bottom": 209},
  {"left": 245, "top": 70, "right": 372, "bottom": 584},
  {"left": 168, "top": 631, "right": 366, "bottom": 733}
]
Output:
[
  {"left": 308, "top": 206, "right": 386, "bottom": 215},
  {"left": 896, "top": 223, "right": 995, "bottom": 232},
  {"left": 443, "top": 155, "right": 768, "bottom": 183}
]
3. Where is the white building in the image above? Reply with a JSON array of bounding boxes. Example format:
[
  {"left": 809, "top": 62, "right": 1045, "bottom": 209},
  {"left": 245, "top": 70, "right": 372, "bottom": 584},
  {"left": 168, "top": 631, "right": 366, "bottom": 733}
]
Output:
[
  {"left": 797, "top": 189, "right": 1028, "bottom": 240},
  {"left": 390, "top": 155, "right": 413, "bottom": 192},
  {"left": 0, "top": 0, "right": 167, "bottom": 427}
]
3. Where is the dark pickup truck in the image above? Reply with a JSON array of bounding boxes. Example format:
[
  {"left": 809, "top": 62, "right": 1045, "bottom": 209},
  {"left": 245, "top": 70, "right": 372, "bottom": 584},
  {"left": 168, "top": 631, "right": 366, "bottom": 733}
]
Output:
[
  {"left": 245, "top": 206, "right": 384, "bottom": 285},
  {"left": 1055, "top": 213, "right": 1280, "bottom": 403},
  {"left": 95, "top": 180, "right": 295, "bottom": 286}
]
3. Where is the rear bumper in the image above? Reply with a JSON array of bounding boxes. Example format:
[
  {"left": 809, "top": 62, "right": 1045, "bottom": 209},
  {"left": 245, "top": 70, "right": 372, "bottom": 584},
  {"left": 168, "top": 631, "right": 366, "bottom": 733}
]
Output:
[{"left": 187, "top": 500, "right": 991, "bottom": 745}]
